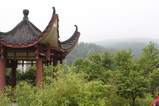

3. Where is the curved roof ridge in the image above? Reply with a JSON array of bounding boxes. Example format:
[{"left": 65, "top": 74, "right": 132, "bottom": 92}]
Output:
[
  {"left": 38, "top": 7, "right": 60, "bottom": 48},
  {"left": 27, "top": 21, "right": 42, "bottom": 35},
  {"left": 0, "top": 9, "right": 42, "bottom": 36},
  {"left": 0, "top": 20, "right": 24, "bottom": 35},
  {"left": 60, "top": 25, "right": 80, "bottom": 51},
  {"left": 42, "top": 7, "right": 56, "bottom": 33}
]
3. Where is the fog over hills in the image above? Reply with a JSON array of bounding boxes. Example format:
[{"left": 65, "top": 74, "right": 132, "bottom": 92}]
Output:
[
  {"left": 66, "top": 37, "right": 159, "bottom": 66},
  {"left": 93, "top": 37, "right": 159, "bottom": 59},
  {"left": 94, "top": 37, "right": 159, "bottom": 47}
]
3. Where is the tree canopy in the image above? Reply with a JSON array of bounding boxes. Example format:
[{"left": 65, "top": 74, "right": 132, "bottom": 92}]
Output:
[{"left": 4, "top": 42, "right": 159, "bottom": 106}]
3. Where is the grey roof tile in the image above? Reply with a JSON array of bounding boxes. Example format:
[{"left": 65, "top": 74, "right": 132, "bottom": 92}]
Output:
[
  {"left": 0, "top": 9, "right": 42, "bottom": 45},
  {"left": 60, "top": 25, "right": 80, "bottom": 51}
]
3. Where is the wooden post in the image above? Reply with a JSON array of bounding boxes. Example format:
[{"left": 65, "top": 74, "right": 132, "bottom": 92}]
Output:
[
  {"left": 0, "top": 58, "right": 6, "bottom": 92},
  {"left": 53, "top": 57, "right": 58, "bottom": 78},
  {"left": 11, "top": 60, "right": 17, "bottom": 89},
  {"left": 35, "top": 44, "right": 43, "bottom": 88},
  {"left": 11, "top": 60, "right": 17, "bottom": 103},
  {"left": 36, "top": 58, "right": 43, "bottom": 88},
  {"left": 53, "top": 57, "right": 58, "bottom": 67}
]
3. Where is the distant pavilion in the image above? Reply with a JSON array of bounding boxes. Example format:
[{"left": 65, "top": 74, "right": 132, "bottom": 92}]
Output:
[{"left": 0, "top": 7, "right": 80, "bottom": 91}]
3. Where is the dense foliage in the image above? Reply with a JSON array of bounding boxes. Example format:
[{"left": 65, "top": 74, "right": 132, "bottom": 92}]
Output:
[
  {"left": 2, "top": 42, "right": 159, "bottom": 106},
  {"left": 66, "top": 42, "right": 107, "bottom": 66},
  {"left": 66, "top": 41, "right": 159, "bottom": 66}
]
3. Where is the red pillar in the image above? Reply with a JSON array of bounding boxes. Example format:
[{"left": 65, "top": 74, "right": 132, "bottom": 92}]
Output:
[
  {"left": 36, "top": 58, "right": 43, "bottom": 88},
  {"left": 0, "top": 58, "right": 6, "bottom": 92},
  {"left": 11, "top": 60, "right": 17, "bottom": 103},
  {"left": 11, "top": 60, "right": 17, "bottom": 89},
  {"left": 53, "top": 58, "right": 58, "bottom": 67},
  {"left": 53, "top": 57, "right": 58, "bottom": 78}
]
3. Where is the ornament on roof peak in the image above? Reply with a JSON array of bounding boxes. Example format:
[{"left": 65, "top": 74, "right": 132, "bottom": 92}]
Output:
[
  {"left": 23, "top": 9, "right": 29, "bottom": 20},
  {"left": 52, "top": 7, "right": 56, "bottom": 15}
]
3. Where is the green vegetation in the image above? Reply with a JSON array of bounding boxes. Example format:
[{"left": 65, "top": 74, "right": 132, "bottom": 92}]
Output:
[
  {"left": 66, "top": 40, "right": 159, "bottom": 66},
  {"left": 66, "top": 42, "right": 107, "bottom": 66},
  {"left": 2, "top": 42, "right": 159, "bottom": 106}
]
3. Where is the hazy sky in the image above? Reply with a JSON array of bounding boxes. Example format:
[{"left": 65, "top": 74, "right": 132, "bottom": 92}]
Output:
[{"left": 0, "top": 0, "right": 159, "bottom": 42}]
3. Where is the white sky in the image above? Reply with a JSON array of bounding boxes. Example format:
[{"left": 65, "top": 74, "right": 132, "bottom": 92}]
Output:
[{"left": 0, "top": 0, "right": 159, "bottom": 42}]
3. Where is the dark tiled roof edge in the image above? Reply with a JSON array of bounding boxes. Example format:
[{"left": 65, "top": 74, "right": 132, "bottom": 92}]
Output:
[
  {"left": 0, "top": 9, "right": 42, "bottom": 46},
  {"left": 60, "top": 25, "right": 80, "bottom": 51}
]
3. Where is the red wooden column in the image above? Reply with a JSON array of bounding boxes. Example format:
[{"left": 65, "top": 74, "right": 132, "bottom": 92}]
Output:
[
  {"left": 11, "top": 60, "right": 17, "bottom": 89},
  {"left": 0, "top": 58, "right": 6, "bottom": 92},
  {"left": 11, "top": 60, "right": 17, "bottom": 103},
  {"left": 53, "top": 57, "right": 58, "bottom": 67},
  {"left": 35, "top": 44, "right": 43, "bottom": 88},
  {"left": 36, "top": 58, "right": 43, "bottom": 88},
  {"left": 53, "top": 57, "right": 58, "bottom": 78}
]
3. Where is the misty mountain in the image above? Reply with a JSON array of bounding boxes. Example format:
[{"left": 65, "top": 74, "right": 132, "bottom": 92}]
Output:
[
  {"left": 94, "top": 37, "right": 159, "bottom": 59},
  {"left": 94, "top": 37, "right": 159, "bottom": 47},
  {"left": 66, "top": 37, "right": 159, "bottom": 66}
]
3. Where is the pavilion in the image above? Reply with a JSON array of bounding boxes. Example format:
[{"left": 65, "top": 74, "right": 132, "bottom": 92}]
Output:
[{"left": 0, "top": 7, "right": 80, "bottom": 91}]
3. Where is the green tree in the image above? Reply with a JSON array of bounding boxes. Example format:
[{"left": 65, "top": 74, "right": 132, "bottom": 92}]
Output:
[
  {"left": 114, "top": 48, "right": 134, "bottom": 75},
  {"left": 86, "top": 53, "right": 105, "bottom": 81},
  {"left": 72, "top": 53, "right": 106, "bottom": 81},
  {"left": 137, "top": 42, "right": 159, "bottom": 74},
  {"left": 149, "top": 69, "right": 159, "bottom": 95},
  {"left": 66, "top": 42, "right": 105, "bottom": 66},
  {"left": 3, "top": 69, "right": 111, "bottom": 106},
  {"left": 113, "top": 48, "right": 151, "bottom": 106},
  {"left": 17, "top": 67, "right": 36, "bottom": 85},
  {"left": 116, "top": 70, "right": 150, "bottom": 106},
  {"left": 72, "top": 57, "right": 90, "bottom": 73},
  {"left": 101, "top": 50, "right": 116, "bottom": 71}
]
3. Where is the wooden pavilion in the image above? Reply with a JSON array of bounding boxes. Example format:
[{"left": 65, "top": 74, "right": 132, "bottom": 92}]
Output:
[{"left": 0, "top": 7, "right": 80, "bottom": 91}]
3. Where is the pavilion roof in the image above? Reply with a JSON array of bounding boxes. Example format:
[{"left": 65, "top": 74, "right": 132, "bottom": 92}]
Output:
[
  {"left": 0, "top": 7, "right": 80, "bottom": 54},
  {"left": 0, "top": 9, "right": 42, "bottom": 46}
]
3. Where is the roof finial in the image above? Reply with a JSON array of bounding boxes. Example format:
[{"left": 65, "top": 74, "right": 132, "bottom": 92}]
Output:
[
  {"left": 74, "top": 25, "right": 78, "bottom": 31},
  {"left": 52, "top": 7, "right": 56, "bottom": 15},
  {"left": 23, "top": 9, "right": 29, "bottom": 20}
]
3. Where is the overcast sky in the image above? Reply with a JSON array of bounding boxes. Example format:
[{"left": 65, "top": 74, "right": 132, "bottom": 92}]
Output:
[{"left": 0, "top": 0, "right": 159, "bottom": 42}]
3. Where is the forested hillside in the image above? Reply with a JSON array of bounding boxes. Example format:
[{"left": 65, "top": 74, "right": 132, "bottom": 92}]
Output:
[
  {"left": 103, "top": 42, "right": 148, "bottom": 59},
  {"left": 66, "top": 42, "right": 109, "bottom": 66},
  {"left": 66, "top": 38, "right": 159, "bottom": 66},
  {"left": 94, "top": 37, "right": 159, "bottom": 59}
]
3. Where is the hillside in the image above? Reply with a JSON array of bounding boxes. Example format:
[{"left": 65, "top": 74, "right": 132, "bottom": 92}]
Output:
[
  {"left": 66, "top": 37, "right": 159, "bottom": 66},
  {"left": 94, "top": 37, "right": 159, "bottom": 58},
  {"left": 66, "top": 42, "right": 106, "bottom": 66}
]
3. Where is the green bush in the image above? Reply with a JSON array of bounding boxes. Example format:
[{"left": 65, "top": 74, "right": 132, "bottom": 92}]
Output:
[
  {"left": 1, "top": 64, "right": 155, "bottom": 106},
  {"left": 1, "top": 70, "right": 112, "bottom": 106}
]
